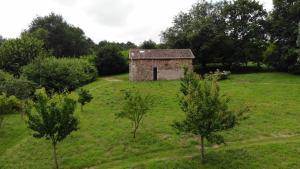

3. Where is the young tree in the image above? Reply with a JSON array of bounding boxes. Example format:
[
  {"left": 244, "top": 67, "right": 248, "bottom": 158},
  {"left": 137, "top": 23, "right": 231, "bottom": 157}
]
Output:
[
  {"left": 78, "top": 89, "right": 93, "bottom": 112},
  {"left": 173, "top": 69, "right": 243, "bottom": 163},
  {"left": 27, "top": 88, "right": 79, "bottom": 169},
  {"left": 116, "top": 89, "right": 154, "bottom": 139}
]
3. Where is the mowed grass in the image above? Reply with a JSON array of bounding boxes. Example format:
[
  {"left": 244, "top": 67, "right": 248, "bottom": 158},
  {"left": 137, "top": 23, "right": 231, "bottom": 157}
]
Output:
[{"left": 1, "top": 72, "right": 300, "bottom": 169}]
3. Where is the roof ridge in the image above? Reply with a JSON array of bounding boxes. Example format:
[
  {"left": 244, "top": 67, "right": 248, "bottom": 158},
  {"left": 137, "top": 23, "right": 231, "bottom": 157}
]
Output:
[{"left": 129, "top": 49, "right": 195, "bottom": 60}]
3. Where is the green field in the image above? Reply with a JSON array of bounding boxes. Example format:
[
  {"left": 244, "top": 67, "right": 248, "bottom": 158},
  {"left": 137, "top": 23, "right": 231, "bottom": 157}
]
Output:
[{"left": 1, "top": 72, "right": 300, "bottom": 169}]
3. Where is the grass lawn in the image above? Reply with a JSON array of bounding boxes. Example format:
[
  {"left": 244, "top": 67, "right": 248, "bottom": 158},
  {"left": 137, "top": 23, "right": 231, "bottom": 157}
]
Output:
[{"left": 1, "top": 72, "right": 300, "bottom": 169}]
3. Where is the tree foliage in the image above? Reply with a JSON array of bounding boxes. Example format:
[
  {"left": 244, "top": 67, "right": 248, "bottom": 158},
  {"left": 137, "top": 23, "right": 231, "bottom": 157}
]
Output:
[
  {"left": 27, "top": 88, "right": 79, "bottom": 169},
  {"left": 116, "top": 89, "right": 154, "bottom": 139},
  {"left": 0, "top": 93, "right": 23, "bottom": 128},
  {"left": 173, "top": 69, "right": 243, "bottom": 162},
  {"left": 98, "top": 40, "right": 137, "bottom": 50},
  {"left": 22, "top": 56, "right": 97, "bottom": 92},
  {"left": 78, "top": 89, "right": 93, "bottom": 112},
  {"left": 0, "top": 70, "right": 36, "bottom": 99},
  {"left": 25, "top": 13, "right": 94, "bottom": 57},
  {"left": 95, "top": 44, "right": 128, "bottom": 75},
  {"left": 268, "top": 0, "right": 300, "bottom": 72},
  {"left": 0, "top": 35, "right": 5, "bottom": 46},
  {"left": 223, "top": 0, "right": 267, "bottom": 67},
  {"left": 139, "top": 40, "right": 157, "bottom": 49},
  {"left": 162, "top": 0, "right": 267, "bottom": 69},
  {"left": 0, "top": 35, "right": 45, "bottom": 75}
]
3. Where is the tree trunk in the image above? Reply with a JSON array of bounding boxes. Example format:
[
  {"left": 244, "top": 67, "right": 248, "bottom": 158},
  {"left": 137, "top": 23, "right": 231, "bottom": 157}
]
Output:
[
  {"left": 200, "top": 136, "right": 205, "bottom": 163},
  {"left": 257, "top": 61, "right": 261, "bottom": 69},
  {"left": 53, "top": 143, "right": 59, "bottom": 169},
  {"left": 133, "top": 125, "right": 138, "bottom": 139}
]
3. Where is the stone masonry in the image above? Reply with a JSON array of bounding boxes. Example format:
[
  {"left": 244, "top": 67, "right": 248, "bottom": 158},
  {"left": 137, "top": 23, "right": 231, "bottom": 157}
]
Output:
[{"left": 129, "top": 49, "right": 195, "bottom": 81}]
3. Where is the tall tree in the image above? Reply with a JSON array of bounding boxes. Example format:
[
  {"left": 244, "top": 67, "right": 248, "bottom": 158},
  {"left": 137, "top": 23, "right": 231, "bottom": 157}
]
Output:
[
  {"left": 25, "top": 13, "right": 94, "bottom": 57},
  {"left": 223, "top": 0, "right": 268, "bottom": 67},
  {"left": 95, "top": 44, "right": 128, "bottom": 75},
  {"left": 162, "top": 1, "right": 234, "bottom": 67},
  {"left": 27, "top": 88, "right": 79, "bottom": 169},
  {"left": 173, "top": 69, "right": 244, "bottom": 162},
  {"left": 269, "top": 0, "right": 300, "bottom": 71}
]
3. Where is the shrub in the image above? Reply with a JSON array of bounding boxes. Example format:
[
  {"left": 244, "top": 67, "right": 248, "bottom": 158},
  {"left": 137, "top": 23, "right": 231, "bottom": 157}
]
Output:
[
  {"left": 95, "top": 44, "right": 128, "bottom": 75},
  {"left": 0, "top": 36, "right": 45, "bottom": 75},
  {"left": 0, "top": 70, "right": 36, "bottom": 99},
  {"left": 0, "top": 93, "right": 24, "bottom": 128},
  {"left": 205, "top": 69, "right": 231, "bottom": 81},
  {"left": 0, "top": 93, "right": 23, "bottom": 115},
  {"left": 22, "top": 56, "right": 97, "bottom": 92}
]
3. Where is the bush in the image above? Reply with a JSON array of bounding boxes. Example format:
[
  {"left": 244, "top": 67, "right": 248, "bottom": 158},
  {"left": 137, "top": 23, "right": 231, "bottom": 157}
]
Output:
[
  {"left": 0, "top": 70, "right": 36, "bottom": 99},
  {"left": 22, "top": 56, "right": 97, "bottom": 92},
  {"left": 205, "top": 69, "right": 231, "bottom": 81},
  {"left": 0, "top": 93, "right": 23, "bottom": 115},
  {"left": 0, "top": 36, "right": 45, "bottom": 75},
  {"left": 95, "top": 45, "right": 128, "bottom": 75}
]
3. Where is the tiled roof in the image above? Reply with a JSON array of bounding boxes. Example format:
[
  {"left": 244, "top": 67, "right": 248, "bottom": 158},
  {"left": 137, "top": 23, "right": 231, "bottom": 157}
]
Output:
[{"left": 129, "top": 49, "right": 195, "bottom": 60}]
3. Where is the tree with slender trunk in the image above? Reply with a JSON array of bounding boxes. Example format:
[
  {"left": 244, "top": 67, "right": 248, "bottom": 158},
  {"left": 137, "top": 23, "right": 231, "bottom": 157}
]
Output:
[
  {"left": 116, "top": 89, "right": 154, "bottom": 139},
  {"left": 173, "top": 68, "right": 246, "bottom": 163},
  {"left": 27, "top": 88, "right": 79, "bottom": 169},
  {"left": 78, "top": 88, "right": 93, "bottom": 112}
]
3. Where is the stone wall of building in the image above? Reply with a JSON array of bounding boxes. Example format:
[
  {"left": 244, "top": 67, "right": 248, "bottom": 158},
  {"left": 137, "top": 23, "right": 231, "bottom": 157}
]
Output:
[{"left": 129, "top": 59, "right": 193, "bottom": 81}]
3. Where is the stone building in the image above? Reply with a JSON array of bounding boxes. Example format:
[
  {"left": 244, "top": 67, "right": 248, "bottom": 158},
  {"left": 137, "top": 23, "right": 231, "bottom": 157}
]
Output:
[{"left": 129, "top": 49, "right": 195, "bottom": 81}]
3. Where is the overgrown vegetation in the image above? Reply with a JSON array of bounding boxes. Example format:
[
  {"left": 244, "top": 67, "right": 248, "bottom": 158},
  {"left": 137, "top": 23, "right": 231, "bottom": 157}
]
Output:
[
  {"left": 0, "top": 35, "right": 45, "bottom": 75},
  {"left": 95, "top": 44, "right": 128, "bottom": 75},
  {"left": 0, "top": 70, "right": 36, "bottom": 99},
  {"left": 0, "top": 93, "right": 23, "bottom": 128},
  {"left": 22, "top": 56, "right": 97, "bottom": 92}
]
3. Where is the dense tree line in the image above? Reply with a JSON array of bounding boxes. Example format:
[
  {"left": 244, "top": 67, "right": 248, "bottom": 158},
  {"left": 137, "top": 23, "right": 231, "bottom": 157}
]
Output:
[
  {"left": 98, "top": 40, "right": 136, "bottom": 51},
  {"left": 162, "top": 0, "right": 300, "bottom": 74}
]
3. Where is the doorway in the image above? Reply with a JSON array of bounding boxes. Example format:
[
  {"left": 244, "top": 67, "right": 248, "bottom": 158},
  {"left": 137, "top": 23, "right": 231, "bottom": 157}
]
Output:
[{"left": 153, "top": 67, "right": 157, "bottom": 81}]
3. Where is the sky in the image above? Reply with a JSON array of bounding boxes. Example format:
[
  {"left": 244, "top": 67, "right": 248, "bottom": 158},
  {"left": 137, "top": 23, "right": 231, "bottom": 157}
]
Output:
[{"left": 0, "top": 0, "right": 273, "bottom": 45}]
